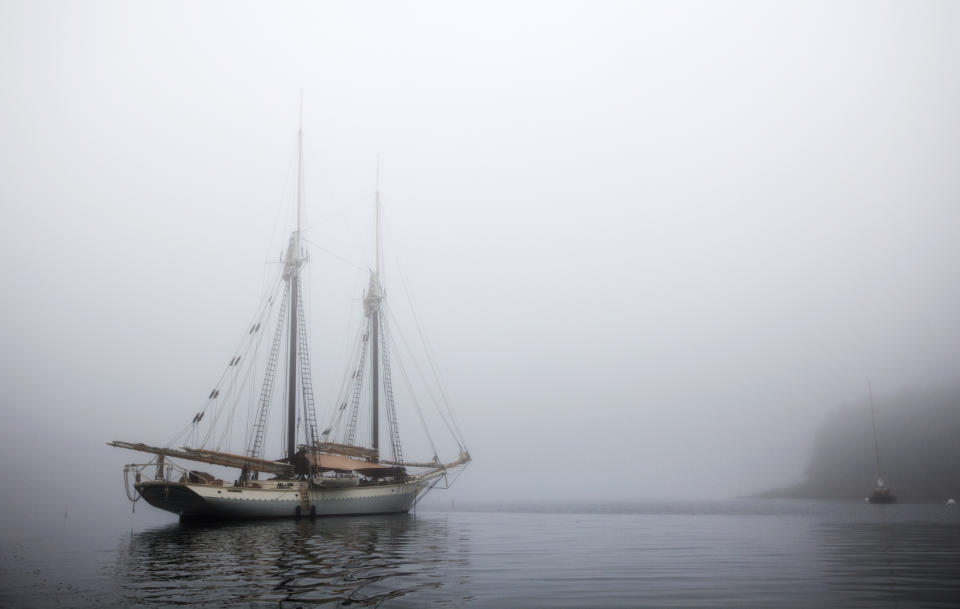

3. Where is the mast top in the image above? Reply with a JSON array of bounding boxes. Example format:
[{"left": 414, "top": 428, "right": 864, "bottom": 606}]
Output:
[
  {"left": 285, "top": 90, "right": 305, "bottom": 280},
  {"left": 376, "top": 155, "right": 381, "bottom": 282},
  {"left": 868, "top": 380, "right": 883, "bottom": 482},
  {"left": 297, "top": 88, "right": 303, "bottom": 236},
  {"left": 364, "top": 158, "right": 384, "bottom": 317}
]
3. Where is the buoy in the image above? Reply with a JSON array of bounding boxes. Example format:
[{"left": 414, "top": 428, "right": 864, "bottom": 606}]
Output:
[{"left": 947, "top": 498, "right": 956, "bottom": 506}]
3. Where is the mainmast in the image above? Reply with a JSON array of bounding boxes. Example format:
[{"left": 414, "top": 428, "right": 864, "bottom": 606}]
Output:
[
  {"left": 364, "top": 160, "right": 383, "bottom": 460},
  {"left": 284, "top": 91, "right": 304, "bottom": 463}
]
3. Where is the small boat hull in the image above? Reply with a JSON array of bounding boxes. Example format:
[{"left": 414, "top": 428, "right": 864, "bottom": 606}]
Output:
[
  {"left": 136, "top": 479, "right": 427, "bottom": 519},
  {"left": 867, "top": 489, "right": 897, "bottom": 504}
]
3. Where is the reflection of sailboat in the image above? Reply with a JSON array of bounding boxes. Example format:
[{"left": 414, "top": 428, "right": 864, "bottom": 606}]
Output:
[
  {"left": 866, "top": 383, "right": 896, "bottom": 504},
  {"left": 122, "top": 514, "right": 467, "bottom": 606},
  {"left": 109, "top": 100, "right": 469, "bottom": 519}
]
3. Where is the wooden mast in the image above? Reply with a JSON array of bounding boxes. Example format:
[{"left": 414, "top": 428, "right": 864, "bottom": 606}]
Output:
[
  {"left": 370, "top": 158, "right": 381, "bottom": 459},
  {"left": 286, "top": 91, "right": 304, "bottom": 464}
]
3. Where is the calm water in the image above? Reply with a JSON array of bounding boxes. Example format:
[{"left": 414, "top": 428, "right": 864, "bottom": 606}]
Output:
[{"left": 2, "top": 501, "right": 959, "bottom": 608}]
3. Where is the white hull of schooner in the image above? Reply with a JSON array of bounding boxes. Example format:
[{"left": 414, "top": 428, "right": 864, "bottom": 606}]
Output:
[{"left": 136, "top": 479, "right": 429, "bottom": 519}]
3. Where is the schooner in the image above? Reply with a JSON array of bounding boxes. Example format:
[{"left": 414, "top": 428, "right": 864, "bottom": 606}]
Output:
[{"left": 109, "top": 104, "right": 469, "bottom": 519}]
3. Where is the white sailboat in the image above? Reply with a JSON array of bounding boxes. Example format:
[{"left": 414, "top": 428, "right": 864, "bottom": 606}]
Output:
[
  {"left": 109, "top": 103, "right": 470, "bottom": 519},
  {"left": 866, "top": 382, "right": 895, "bottom": 504}
]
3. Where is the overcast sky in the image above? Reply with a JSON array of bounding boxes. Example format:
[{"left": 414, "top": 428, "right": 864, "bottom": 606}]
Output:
[{"left": 2, "top": 1, "right": 959, "bottom": 525}]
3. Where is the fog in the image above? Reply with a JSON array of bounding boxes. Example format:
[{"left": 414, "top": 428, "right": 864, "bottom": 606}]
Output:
[{"left": 2, "top": 1, "right": 959, "bottom": 527}]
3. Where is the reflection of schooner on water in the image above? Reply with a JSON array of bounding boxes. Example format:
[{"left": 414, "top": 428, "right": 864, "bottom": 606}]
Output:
[{"left": 110, "top": 106, "right": 469, "bottom": 519}]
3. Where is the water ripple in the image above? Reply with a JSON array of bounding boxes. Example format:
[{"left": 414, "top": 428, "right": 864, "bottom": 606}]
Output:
[
  {"left": 114, "top": 514, "right": 468, "bottom": 607},
  {"left": 6, "top": 501, "right": 960, "bottom": 607}
]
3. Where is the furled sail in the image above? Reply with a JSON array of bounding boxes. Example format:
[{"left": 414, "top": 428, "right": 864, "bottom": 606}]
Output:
[{"left": 107, "top": 441, "right": 293, "bottom": 475}]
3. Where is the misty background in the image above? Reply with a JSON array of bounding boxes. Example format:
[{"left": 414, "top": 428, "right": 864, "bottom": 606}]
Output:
[{"left": 2, "top": 1, "right": 960, "bottom": 531}]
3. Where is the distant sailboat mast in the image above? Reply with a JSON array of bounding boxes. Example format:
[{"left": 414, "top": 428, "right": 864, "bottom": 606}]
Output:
[
  {"left": 869, "top": 381, "right": 882, "bottom": 486},
  {"left": 865, "top": 381, "right": 896, "bottom": 503}
]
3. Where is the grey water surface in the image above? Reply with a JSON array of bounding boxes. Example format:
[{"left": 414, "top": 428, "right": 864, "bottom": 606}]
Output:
[{"left": 2, "top": 501, "right": 959, "bottom": 608}]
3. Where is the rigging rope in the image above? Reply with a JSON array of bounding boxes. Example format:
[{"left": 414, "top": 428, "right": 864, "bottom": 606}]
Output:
[
  {"left": 378, "top": 311, "right": 404, "bottom": 463},
  {"left": 344, "top": 317, "right": 372, "bottom": 446},
  {"left": 296, "top": 283, "right": 321, "bottom": 448},
  {"left": 322, "top": 319, "right": 366, "bottom": 443},
  {"left": 386, "top": 302, "right": 464, "bottom": 450},
  {"left": 164, "top": 268, "right": 284, "bottom": 451},
  {"left": 387, "top": 319, "right": 439, "bottom": 459},
  {"left": 384, "top": 221, "right": 468, "bottom": 449},
  {"left": 301, "top": 236, "right": 367, "bottom": 273},
  {"left": 245, "top": 284, "right": 290, "bottom": 460}
]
